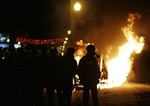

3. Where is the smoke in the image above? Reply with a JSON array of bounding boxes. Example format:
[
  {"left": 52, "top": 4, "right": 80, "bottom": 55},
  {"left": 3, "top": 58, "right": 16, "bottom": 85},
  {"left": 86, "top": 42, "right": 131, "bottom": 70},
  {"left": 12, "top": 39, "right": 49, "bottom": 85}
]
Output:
[
  {"left": 74, "top": 0, "right": 127, "bottom": 54},
  {"left": 71, "top": 0, "right": 150, "bottom": 83},
  {"left": 73, "top": 0, "right": 150, "bottom": 54}
]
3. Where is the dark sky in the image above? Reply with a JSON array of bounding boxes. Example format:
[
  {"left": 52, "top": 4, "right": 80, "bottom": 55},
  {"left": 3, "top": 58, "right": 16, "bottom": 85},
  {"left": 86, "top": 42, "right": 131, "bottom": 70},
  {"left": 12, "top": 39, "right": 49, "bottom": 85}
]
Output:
[
  {"left": 0, "top": 0, "right": 71, "bottom": 38},
  {"left": 1, "top": 0, "right": 49, "bottom": 34}
]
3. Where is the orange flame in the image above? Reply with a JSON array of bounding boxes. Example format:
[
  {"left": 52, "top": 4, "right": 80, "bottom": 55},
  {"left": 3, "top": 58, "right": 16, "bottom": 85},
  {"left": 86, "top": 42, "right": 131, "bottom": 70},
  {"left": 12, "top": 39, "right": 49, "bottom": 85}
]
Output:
[
  {"left": 102, "top": 13, "right": 145, "bottom": 88},
  {"left": 74, "top": 13, "right": 145, "bottom": 89}
]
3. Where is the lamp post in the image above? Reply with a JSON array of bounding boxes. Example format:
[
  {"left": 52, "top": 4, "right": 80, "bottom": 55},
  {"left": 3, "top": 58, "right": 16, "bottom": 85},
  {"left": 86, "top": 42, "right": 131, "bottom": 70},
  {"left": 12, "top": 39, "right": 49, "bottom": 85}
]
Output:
[
  {"left": 71, "top": 1, "right": 81, "bottom": 30},
  {"left": 69, "top": 0, "right": 81, "bottom": 45},
  {"left": 58, "top": 1, "right": 82, "bottom": 55}
]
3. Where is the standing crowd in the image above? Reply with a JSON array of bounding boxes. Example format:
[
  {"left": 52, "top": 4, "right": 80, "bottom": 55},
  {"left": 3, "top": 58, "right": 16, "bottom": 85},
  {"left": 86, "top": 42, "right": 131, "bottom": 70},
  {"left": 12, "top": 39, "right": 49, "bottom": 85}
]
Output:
[{"left": 0, "top": 44, "right": 100, "bottom": 106}]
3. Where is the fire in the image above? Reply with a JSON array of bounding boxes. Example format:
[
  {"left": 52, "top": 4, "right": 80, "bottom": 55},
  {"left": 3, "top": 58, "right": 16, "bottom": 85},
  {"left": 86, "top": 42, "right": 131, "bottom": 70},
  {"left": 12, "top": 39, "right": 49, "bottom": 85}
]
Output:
[
  {"left": 75, "top": 40, "right": 95, "bottom": 65},
  {"left": 74, "top": 13, "right": 145, "bottom": 89},
  {"left": 75, "top": 40, "right": 85, "bottom": 65},
  {"left": 103, "top": 13, "right": 145, "bottom": 88}
]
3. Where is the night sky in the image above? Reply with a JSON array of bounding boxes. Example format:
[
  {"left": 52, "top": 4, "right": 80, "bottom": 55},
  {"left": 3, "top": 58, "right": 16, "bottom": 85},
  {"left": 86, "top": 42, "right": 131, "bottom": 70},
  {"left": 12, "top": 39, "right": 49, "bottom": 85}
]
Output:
[{"left": 0, "top": 0, "right": 70, "bottom": 38}]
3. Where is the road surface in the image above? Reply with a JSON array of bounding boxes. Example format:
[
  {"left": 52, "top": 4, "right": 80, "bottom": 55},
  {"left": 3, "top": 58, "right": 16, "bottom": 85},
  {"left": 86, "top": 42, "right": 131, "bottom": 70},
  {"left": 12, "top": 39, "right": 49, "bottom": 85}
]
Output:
[{"left": 70, "top": 82, "right": 150, "bottom": 106}]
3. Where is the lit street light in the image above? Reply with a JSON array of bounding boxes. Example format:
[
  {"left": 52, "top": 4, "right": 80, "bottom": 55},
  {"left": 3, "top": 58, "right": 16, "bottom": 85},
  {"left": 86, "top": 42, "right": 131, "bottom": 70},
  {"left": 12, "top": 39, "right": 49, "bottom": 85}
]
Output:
[
  {"left": 67, "top": 30, "right": 71, "bottom": 35},
  {"left": 69, "top": 0, "right": 82, "bottom": 45},
  {"left": 74, "top": 2, "right": 81, "bottom": 12},
  {"left": 61, "top": 0, "right": 82, "bottom": 54}
]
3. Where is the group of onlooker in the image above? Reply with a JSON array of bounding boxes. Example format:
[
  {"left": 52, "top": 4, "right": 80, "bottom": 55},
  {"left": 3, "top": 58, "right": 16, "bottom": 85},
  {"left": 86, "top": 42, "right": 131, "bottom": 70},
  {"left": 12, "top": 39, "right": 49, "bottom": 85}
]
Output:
[{"left": 0, "top": 44, "right": 100, "bottom": 106}]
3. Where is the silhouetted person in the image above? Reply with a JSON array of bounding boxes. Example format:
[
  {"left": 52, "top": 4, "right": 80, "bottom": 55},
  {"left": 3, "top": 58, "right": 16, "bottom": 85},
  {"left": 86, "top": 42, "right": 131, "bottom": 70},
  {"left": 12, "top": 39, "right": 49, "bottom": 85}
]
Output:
[
  {"left": 61, "top": 47, "right": 77, "bottom": 106},
  {"left": 17, "top": 45, "right": 43, "bottom": 106},
  {"left": 78, "top": 45, "right": 100, "bottom": 106},
  {"left": 33, "top": 47, "right": 48, "bottom": 106},
  {"left": 19, "top": 46, "right": 34, "bottom": 106},
  {"left": 0, "top": 47, "right": 21, "bottom": 106},
  {"left": 45, "top": 47, "right": 62, "bottom": 106}
]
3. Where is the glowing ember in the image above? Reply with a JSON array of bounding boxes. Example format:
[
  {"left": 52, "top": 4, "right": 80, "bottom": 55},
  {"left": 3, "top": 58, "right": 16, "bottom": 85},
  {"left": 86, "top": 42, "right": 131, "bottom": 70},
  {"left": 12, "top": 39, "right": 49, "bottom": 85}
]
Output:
[{"left": 102, "top": 13, "right": 145, "bottom": 88}]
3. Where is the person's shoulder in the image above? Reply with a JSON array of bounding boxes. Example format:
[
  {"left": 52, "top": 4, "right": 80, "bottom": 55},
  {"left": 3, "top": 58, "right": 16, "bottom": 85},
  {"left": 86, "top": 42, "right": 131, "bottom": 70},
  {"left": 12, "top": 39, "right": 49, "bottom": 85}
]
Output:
[
  {"left": 82, "top": 55, "right": 87, "bottom": 58},
  {"left": 82, "top": 54, "right": 89, "bottom": 59},
  {"left": 60, "top": 55, "right": 65, "bottom": 61},
  {"left": 56, "top": 55, "right": 63, "bottom": 60},
  {"left": 79, "top": 55, "right": 87, "bottom": 62}
]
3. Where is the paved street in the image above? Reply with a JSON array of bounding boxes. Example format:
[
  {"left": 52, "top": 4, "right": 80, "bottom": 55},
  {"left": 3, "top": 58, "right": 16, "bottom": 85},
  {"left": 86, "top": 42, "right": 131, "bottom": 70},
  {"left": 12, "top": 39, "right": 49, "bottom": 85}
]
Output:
[
  {"left": 43, "top": 82, "right": 150, "bottom": 106},
  {"left": 70, "top": 82, "right": 150, "bottom": 106}
]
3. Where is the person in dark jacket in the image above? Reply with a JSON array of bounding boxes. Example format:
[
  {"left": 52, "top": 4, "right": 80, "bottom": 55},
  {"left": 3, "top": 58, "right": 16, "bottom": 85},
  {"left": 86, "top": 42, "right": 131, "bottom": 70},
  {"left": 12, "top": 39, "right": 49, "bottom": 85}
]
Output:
[
  {"left": 78, "top": 45, "right": 100, "bottom": 106},
  {"left": 45, "top": 47, "right": 62, "bottom": 106},
  {"left": 61, "top": 47, "right": 77, "bottom": 106}
]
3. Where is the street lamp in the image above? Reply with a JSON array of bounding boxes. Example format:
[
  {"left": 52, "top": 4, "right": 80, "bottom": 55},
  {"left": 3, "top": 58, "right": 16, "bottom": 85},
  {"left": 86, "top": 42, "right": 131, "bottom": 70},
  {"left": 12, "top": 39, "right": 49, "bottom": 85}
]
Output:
[
  {"left": 61, "top": 1, "right": 82, "bottom": 55},
  {"left": 67, "top": 30, "right": 71, "bottom": 35},
  {"left": 74, "top": 2, "right": 81, "bottom": 12},
  {"left": 69, "top": 0, "right": 82, "bottom": 45},
  {"left": 71, "top": 0, "right": 82, "bottom": 29}
]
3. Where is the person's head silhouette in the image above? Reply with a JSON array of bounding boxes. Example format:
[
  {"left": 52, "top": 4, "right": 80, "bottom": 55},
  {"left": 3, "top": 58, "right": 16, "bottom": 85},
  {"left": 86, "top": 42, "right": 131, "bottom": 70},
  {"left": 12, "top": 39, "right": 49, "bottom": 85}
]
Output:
[
  {"left": 86, "top": 45, "right": 96, "bottom": 55},
  {"left": 66, "top": 47, "right": 75, "bottom": 55}
]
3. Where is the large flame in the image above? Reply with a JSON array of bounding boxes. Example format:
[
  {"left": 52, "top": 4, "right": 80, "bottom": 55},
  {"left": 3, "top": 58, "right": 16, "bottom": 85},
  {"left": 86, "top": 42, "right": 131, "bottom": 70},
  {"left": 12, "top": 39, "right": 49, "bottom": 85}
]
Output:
[
  {"left": 103, "top": 13, "right": 145, "bottom": 88},
  {"left": 74, "top": 13, "right": 145, "bottom": 89}
]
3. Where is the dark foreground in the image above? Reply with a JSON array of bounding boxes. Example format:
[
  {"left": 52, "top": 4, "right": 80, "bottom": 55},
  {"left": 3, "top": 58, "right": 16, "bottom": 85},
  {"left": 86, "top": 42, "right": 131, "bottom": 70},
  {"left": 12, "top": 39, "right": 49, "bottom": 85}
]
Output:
[{"left": 44, "top": 82, "right": 150, "bottom": 106}]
